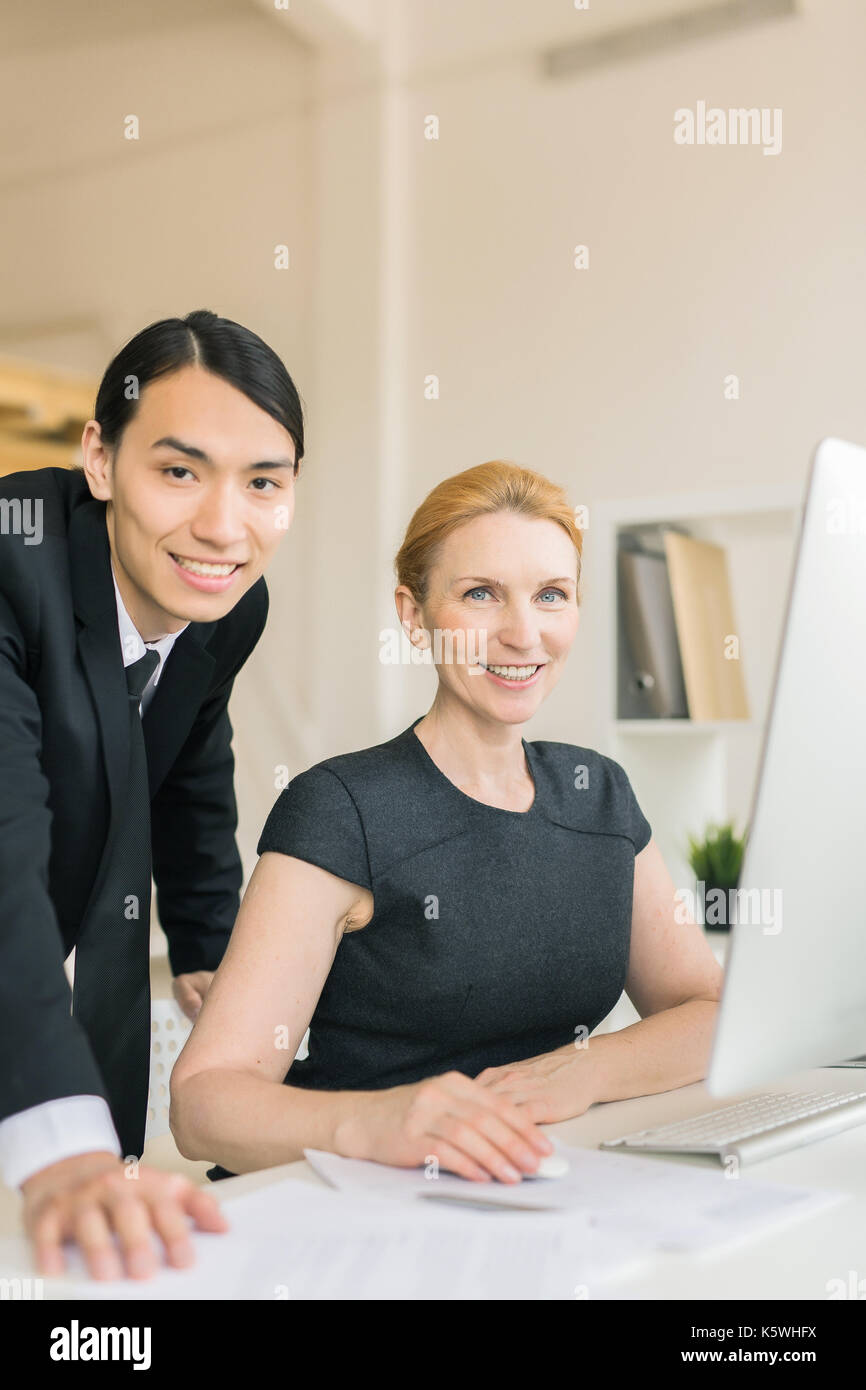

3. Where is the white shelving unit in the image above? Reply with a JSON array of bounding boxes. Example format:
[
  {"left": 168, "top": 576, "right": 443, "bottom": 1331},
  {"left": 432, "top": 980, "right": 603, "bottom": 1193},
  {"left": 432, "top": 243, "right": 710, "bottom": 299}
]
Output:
[
  {"left": 585, "top": 481, "right": 803, "bottom": 888},
  {"left": 583, "top": 481, "right": 803, "bottom": 1039}
]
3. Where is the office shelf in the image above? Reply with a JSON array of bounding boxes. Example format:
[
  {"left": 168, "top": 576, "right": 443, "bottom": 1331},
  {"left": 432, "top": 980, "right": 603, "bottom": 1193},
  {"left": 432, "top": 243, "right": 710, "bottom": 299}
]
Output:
[{"left": 585, "top": 482, "right": 803, "bottom": 891}]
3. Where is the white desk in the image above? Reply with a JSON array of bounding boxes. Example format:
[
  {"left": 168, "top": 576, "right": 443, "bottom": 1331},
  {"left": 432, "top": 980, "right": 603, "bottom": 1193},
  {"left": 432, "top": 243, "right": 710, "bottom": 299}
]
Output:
[
  {"left": 183, "top": 1064, "right": 866, "bottom": 1301},
  {"left": 1, "top": 1063, "right": 863, "bottom": 1299}
]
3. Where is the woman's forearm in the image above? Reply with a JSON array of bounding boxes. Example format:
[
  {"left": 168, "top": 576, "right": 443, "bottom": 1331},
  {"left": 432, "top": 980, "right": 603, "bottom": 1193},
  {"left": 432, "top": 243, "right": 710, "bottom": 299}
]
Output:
[
  {"left": 587, "top": 999, "right": 720, "bottom": 1105},
  {"left": 170, "top": 1068, "right": 371, "bottom": 1174},
  {"left": 172, "top": 1001, "right": 720, "bottom": 1169}
]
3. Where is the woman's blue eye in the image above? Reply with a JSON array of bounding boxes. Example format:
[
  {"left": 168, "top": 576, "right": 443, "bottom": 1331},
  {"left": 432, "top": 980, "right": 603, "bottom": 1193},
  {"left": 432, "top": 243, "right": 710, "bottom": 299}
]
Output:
[
  {"left": 538, "top": 589, "right": 566, "bottom": 603},
  {"left": 465, "top": 587, "right": 491, "bottom": 600}
]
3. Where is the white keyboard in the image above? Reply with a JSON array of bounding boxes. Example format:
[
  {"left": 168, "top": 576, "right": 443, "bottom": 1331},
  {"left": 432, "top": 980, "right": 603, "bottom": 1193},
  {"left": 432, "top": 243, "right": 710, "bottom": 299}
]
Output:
[{"left": 600, "top": 1089, "right": 866, "bottom": 1166}]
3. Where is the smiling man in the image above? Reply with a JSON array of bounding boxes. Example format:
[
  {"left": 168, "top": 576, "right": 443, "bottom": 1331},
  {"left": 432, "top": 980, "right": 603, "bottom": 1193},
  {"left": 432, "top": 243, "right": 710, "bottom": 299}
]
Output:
[{"left": 0, "top": 310, "right": 304, "bottom": 1280}]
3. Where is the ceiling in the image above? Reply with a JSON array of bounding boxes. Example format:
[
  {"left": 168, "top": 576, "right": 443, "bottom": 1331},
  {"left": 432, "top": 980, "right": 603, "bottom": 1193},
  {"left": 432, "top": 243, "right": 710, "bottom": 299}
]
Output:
[
  {"left": 399, "top": 0, "right": 751, "bottom": 71},
  {"left": 270, "top": 0, "right": 771, "bottom": 72},
  {"left": 0, "top": 0, "right": 795, "bottom": 69}
]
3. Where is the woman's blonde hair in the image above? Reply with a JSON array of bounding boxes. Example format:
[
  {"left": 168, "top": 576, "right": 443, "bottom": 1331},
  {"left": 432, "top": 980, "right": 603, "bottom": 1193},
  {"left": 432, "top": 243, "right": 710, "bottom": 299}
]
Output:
[{"left": 395, "top": 460, "right": 583, "bottom": 604}]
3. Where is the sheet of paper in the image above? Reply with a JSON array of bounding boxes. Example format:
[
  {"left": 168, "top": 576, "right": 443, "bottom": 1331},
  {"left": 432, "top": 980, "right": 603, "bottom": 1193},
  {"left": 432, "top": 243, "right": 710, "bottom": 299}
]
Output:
[
  {"left": 0, "top": 1229, "right": 254, "bottom": 1301},
  {"left": 304, "top": 1141, "right": 847, "bottom": 1254},
  {"left": 1, "top": 1142, "right": 842, "bottom": 1299},
  {"left": 0, "top": 1177, "right": 650, "bottom": 1300},
  {"left": 215, "top": 1180, "right": 649, "bottom": 1298}
]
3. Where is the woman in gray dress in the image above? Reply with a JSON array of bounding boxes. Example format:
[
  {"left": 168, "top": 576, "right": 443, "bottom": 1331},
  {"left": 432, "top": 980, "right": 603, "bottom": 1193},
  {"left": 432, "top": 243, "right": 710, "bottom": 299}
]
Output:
[{"left": 171, "top": 460, "right": 722, "bottom": 1184}]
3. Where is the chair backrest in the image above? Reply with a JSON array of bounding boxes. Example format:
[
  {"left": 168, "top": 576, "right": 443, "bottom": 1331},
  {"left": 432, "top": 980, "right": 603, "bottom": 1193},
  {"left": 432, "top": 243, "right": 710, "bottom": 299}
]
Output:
[{"left": 146, "top": 999, "right": 193, "bottom": 1142}]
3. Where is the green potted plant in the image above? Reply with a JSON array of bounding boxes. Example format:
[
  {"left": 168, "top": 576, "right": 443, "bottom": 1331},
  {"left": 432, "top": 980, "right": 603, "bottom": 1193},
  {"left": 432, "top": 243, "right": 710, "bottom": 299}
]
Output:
[{"left": 686, "top": 821, "right": 747, "bottom": 931}]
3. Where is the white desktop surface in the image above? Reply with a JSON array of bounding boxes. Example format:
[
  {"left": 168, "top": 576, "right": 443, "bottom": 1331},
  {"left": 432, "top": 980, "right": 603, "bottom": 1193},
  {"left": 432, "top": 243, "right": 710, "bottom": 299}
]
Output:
[
  {"left": 214, "top": 1067, "right": 866, "bottom": 1301},
  {"left": 2, "top": 1066, "right": 863, "bottom": 1299}
]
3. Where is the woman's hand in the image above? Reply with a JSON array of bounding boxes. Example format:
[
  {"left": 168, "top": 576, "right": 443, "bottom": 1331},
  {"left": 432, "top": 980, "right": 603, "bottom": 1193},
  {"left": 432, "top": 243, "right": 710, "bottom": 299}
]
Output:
[
  {"left": 340, "top": 1070, "right": 555, "bottom": 1182},
  {"left": 474, "top": 1045, "right": 599, "bottom": 1124}
]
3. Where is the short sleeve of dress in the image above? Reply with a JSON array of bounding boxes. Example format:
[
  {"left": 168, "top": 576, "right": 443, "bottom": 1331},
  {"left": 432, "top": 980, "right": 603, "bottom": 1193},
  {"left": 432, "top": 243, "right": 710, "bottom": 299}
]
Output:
[
  {"left": 256, "top": 765, "right": 372, "bottom": 890},
  {"left": 606, "top": 757, "right": 652, "bottom": 854}
]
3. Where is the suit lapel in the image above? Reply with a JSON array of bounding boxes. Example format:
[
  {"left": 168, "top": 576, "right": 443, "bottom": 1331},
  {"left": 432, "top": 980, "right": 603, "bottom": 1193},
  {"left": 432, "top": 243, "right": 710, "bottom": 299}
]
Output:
[
  {"left": 141, "top": 632, "right": 216, "bottom": 795},
  {"left": 69, "top": 497, "right": 132, "bottom": 874},
  {"left": 69, "top": 491, "right": 218, "bottom": 823}
]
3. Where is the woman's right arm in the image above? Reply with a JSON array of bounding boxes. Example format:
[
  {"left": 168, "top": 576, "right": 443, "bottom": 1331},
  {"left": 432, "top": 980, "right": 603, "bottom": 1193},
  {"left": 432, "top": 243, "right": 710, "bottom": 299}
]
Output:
[{"left": 170, "top": 852, "right": 553, "bottom": 1182}]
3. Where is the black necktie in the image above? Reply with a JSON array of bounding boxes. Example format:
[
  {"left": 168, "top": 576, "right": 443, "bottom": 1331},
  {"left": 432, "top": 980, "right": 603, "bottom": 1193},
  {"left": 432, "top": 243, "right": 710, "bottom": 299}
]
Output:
[
  {"left": 126, "top": 648, "right": 160, "bottom": 705},
  {"left": 72, "top": 648, "right": 160, "bottom": 1158}
]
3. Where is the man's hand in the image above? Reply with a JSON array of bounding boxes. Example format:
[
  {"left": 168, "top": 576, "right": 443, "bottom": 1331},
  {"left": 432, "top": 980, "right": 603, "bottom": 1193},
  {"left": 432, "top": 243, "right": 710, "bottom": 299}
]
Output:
[
  {"left": 474, "top": 1045, "right": 600, "bottom": 1124},
  {"left": 21, "top": 1151, "right": 229, "bottom": 1281},
  {"left": 172, "top": 970, "right": 215, "bottom": 1021}
]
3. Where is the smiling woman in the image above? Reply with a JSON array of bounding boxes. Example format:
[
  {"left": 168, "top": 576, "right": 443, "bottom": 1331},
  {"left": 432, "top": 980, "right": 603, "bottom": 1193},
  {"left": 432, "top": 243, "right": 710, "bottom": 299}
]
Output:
[
  {"left": 170, "top": 457, "right": 722, "bottom": 1189},
  {"left": 394, "top": 462, "right": 582, "bottom": 736}
]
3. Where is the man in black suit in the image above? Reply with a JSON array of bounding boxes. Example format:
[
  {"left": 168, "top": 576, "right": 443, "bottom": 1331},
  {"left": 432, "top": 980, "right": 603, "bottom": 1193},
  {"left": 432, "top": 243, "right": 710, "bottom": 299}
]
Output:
[{"left": 0, "top": 310, "right": 304, "bottom": 1281}]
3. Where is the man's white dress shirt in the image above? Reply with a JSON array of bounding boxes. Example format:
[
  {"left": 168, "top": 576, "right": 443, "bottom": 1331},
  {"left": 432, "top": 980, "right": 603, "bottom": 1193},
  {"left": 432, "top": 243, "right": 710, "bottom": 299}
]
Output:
[{"left": 0, "top": 567, "right": 188, "bottom": 1187}]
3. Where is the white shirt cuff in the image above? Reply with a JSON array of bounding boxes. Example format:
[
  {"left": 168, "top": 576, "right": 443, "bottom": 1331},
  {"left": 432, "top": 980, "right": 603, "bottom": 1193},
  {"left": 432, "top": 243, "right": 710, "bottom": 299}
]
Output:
[{"left": 0, "top": 1096, "right": 122, "bottom": 1190}]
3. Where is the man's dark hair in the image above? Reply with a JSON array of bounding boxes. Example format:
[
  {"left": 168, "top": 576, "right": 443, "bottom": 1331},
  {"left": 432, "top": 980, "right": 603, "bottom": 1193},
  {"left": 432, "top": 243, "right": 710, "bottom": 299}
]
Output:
[{"left": 93, "top": 309, "right": 305, "bottom": 464}]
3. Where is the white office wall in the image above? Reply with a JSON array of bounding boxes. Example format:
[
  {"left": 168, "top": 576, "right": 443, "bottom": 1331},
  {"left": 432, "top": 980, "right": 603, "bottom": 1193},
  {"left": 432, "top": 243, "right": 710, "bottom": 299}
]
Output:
[{"left": 375, "top": 0, "right": 866, "bottom": 747}]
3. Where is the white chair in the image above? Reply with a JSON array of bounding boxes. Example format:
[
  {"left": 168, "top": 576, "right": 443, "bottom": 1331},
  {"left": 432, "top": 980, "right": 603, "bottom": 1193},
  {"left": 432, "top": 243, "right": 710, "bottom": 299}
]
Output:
[
  {"left": 145, "top": 1002, "right": 310, "bottom": 1144},
  {"left": 146, "top": 999, "right": 193, "bottom": 1142}
]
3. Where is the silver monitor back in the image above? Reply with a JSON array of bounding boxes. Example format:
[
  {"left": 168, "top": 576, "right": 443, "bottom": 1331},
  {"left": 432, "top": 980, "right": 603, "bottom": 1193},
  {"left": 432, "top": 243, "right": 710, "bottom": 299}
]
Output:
[{"left": 707, "top": 437, "right": 866, "bottom": 1095}]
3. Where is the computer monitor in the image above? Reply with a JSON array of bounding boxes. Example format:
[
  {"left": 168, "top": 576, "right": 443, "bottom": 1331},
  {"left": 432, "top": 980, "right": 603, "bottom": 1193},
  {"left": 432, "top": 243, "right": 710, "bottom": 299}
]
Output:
[{"left": 707, "top": 437, "right": 866, "bottom": 1095}]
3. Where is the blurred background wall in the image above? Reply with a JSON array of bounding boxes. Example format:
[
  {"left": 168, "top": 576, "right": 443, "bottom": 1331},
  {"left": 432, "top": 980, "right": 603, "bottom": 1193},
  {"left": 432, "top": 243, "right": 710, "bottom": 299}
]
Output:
[{"left": 1, "top": 0, "right": 863, "bottom": 883}]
